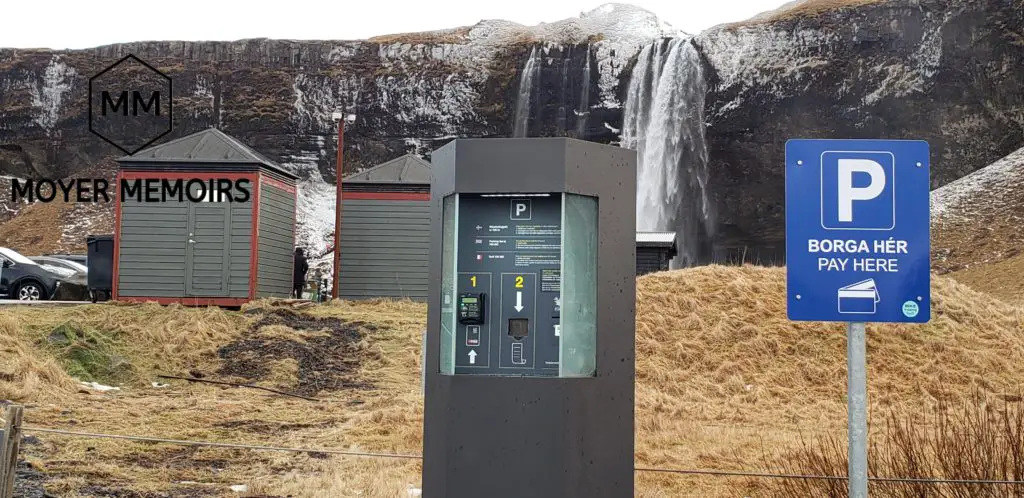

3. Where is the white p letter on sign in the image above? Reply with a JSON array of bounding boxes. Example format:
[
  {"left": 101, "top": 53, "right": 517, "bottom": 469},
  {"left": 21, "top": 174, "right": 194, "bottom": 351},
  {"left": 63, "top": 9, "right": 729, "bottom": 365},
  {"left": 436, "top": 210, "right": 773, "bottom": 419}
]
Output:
[
  {"left": 837, "top": 159, "right": 885, "bottom": 222},
  {"left": 510, "top": 199, "right": 531, "bottom": 220}
]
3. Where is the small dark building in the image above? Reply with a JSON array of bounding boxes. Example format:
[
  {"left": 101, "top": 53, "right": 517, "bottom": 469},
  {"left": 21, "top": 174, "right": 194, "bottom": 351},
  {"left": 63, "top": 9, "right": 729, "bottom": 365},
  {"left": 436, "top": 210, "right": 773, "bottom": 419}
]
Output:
[
  {"left": 636, "top": 231, "right": 677, "bottom": 275},
  {"left": 112, "top": 128, "right": 299, "bottom": 306},
  {"left": 338, "top": 154, "right": 431, "bottom": 301}
]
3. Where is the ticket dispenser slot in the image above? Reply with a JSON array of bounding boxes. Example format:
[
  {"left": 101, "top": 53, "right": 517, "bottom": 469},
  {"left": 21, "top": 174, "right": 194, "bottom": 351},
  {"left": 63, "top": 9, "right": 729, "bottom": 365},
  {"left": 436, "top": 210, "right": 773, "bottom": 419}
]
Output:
[{"left": 508, "top": 318, "right": 529, "bottom": 340}]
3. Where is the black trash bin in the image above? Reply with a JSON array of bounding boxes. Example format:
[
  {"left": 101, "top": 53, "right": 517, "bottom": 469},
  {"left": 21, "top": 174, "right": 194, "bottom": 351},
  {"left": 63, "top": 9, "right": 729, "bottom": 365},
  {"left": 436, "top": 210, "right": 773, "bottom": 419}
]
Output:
[{"left": 86, "top": 234, "right": 114, "bottom": 302}]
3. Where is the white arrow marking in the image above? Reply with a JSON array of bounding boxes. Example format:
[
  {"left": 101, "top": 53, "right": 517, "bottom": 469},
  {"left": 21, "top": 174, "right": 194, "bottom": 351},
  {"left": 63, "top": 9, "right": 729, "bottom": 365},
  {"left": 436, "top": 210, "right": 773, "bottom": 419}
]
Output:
[
  {"left": 514, "top": 291, "right": 523, "bottom": 312},
  {"left": 468, "top": 349, "right": 477, "bottom": 364}
]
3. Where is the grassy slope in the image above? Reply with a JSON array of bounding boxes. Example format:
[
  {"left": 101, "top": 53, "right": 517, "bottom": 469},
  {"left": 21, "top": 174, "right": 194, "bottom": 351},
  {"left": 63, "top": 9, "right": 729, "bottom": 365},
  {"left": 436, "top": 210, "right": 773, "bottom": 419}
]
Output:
[
  {"left": 4, "top": 265, "right": 1024, "bottom": 497},
  {"left": 728, "top": 0, "right": 887, "bottom": 27},
  {"left": 931, "top": 146, "right": 1024, "bottom": 302},
  {"left": 947, "top": 253, "right": 1024, "bottom": 304}
]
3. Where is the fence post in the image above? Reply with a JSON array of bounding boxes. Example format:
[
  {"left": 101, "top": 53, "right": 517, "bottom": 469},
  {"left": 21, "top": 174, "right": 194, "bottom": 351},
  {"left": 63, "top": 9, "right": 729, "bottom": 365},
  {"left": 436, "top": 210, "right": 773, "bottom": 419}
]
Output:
[
  {"left": 0, "top": 413, "right": 6, "bottom": 497},
  {"left": 1, "top": 405, "right": 23, "bottom": 498}
]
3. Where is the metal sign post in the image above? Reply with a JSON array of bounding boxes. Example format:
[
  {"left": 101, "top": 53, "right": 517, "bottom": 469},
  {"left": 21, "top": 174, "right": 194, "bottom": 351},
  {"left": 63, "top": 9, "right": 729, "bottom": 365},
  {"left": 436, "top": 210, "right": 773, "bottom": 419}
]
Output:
[
  {"left": 847, "top": 321, "right": 868, "bottom": 497},
  {"left": 785, "top": 139, "right": 932, "bottom": 497}
]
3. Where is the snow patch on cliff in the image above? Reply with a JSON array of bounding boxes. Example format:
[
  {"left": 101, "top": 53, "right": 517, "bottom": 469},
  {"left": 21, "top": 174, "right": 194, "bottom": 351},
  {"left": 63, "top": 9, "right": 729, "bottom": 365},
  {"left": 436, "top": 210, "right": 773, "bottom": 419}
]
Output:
[
  {"left": 481, "top": 3, "right": 679, "bottom": 47},
  {"left": 465, "top": 3, "right": 680, "bottom": 106},
  {"left": 863, "top": 10, "right": 949, "bottom": 106},
  {"left": 291, "top": 73, "right": 364, "bottom": 134},
  {"left": 378, "top": 43, "right": 476, "bottom": 69},
  {"left": 60, "top": 202, "right": 113, "bottom": 250},
  {"left": 931, "top": 146, "right": 1024, "bottom": 221},
  {"left": 30, "top": 55, "right": 76, "bottom": 134},
  {"left": 699, "top": 25, "right": 841, "bottom": 117},
  {"left": 294, "top": 177, "right": 337, "bottom": 278},
  {"left": 193, "top": 75, "right": 214, "bottom": 99},
  {"left": 404, "top": 137, "right": 426, "bottom": 156},
  {"left": 279, "top": 136, "right": 337, "bottom": 281},
  {"left": 376, "top": 74, "right": 479, "bottom": 136},
  {"left": 327, "top": 43, "right": 363, "bottom": 63},
  {"left": 191, "top": 75, "right": 217, "bottom": 120},
  {"left": 281, "top": 136, "right": 328, "bottom": 179}
]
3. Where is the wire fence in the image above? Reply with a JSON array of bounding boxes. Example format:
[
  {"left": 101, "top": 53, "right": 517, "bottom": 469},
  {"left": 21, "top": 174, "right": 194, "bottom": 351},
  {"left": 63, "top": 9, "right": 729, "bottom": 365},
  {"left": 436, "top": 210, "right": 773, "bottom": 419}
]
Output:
[{"left": 22, "top": 426, "right": 1024, "bottom": 486}]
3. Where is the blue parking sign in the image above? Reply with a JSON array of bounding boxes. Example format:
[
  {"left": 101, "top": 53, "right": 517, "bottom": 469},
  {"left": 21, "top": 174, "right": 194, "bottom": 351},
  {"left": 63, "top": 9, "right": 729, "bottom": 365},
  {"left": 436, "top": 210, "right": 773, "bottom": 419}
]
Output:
[{"left": 786, "top": 139, "right": 931, "bottom": 323}]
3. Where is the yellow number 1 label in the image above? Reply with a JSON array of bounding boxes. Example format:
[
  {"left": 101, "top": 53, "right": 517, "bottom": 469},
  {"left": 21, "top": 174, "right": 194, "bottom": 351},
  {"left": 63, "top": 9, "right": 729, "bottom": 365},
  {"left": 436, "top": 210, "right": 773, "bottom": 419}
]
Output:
[
  {"left": 515, "top": 276, "right": 524, "bottom": 288},
  {"left": 470, "top": 276, "right": 477, "bottom": 287}
]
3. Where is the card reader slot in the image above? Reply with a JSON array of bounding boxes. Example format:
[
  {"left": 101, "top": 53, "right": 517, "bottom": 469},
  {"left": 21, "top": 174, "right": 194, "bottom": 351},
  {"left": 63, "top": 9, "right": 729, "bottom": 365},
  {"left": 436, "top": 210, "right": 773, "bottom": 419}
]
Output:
[{"left": 458, "top": 293, "right": 486, "bottom": 324}]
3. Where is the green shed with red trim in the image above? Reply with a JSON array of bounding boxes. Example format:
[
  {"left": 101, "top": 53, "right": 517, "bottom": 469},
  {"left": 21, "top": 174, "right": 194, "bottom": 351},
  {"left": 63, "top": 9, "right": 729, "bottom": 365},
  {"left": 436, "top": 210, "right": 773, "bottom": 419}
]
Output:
[
  {"left": 112, "top": 128, "right": 299, "bottom": 307},
  {"left": 338, "top": 154, "right": 431, "bottom": 301}
]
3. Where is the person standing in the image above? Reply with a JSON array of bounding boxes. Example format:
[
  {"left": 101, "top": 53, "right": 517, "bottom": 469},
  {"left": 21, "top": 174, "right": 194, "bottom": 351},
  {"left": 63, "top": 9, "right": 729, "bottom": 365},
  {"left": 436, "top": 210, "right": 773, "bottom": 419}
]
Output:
[{"left": 293, "top": 247, "right": 309, "bottom": 299}]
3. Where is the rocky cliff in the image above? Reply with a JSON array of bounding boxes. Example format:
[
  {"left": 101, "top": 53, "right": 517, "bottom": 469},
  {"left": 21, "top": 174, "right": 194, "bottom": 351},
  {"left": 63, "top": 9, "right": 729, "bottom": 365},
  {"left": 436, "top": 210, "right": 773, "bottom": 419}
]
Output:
[
  {"left": 694, "top": 0, "right": 1024, "bottom": 263},
  {"left": 0, "top": 3, "right": 676, "bottom": 257},
  {"left": 2, "top": 0, "right": 1023, "bottom": 274}
]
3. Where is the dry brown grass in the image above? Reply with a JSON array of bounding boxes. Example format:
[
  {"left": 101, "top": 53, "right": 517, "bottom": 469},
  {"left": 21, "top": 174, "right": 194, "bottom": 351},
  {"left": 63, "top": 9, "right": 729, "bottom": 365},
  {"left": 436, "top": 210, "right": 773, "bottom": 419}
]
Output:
[
  {"left": 726, "top": 0, "right": 887, "bottom": 28},
  {"left": 367, "top": 27, "right": 472, "bottom": 45},
  {"left": 632, "top": 265, "right": 1024, "bottom": 496},
  {"left": 948, "top": 253, "right": 1024, "bottom": 305},
  {"left": 0, "top": 200, "right": 71, "bottom": 254},
  {"left": 0, "top": 314, "right": 78, "bottom": 401},
  {"left": 3, "top": 267, "right": 1024, "bottom": 496},
  {"left": 768, "top": 399, "right": 1024, "bottom": 496},
  {"left": 1, "top": 302, "right": 248, "bottom": 402}
]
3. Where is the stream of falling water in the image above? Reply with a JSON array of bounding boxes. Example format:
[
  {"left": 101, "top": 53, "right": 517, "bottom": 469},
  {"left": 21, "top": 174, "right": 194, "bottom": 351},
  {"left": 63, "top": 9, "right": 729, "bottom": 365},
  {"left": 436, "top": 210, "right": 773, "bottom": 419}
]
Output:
[
  {"left": 575, "top": 44, "right": 591, "bottom": 138},
  {"left": 513, "top": 46, "right": 540, "bottom": 138},
  {"left": 558, "top": 53, "right": 571, "bottom": 134},
  {"left": 621, "top": 37, "right": 715, "bottom": 268}
]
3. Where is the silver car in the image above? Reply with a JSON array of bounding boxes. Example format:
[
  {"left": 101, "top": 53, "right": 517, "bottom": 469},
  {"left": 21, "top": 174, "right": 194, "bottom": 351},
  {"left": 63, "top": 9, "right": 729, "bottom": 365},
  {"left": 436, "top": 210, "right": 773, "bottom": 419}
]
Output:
[{"left": 29, "top": 256, "right": 88, "bottom": 286}]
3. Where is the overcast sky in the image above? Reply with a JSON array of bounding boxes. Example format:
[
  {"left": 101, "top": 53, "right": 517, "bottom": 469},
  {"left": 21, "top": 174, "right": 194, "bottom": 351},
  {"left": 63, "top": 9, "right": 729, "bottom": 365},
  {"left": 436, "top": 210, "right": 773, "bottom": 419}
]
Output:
[{"left": 2, "top": 0, "right": 788, "bottom": 50}]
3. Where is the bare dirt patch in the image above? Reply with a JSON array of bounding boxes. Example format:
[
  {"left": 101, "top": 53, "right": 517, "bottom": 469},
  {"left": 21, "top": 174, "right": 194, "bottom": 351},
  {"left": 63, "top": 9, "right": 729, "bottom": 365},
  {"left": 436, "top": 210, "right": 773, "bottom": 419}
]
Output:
[
  {"left": 216, "top": 308, "right": 373, "bottom": 397},
  {"left": 76, "top": 485, "right": 221, "bottom": 498}
]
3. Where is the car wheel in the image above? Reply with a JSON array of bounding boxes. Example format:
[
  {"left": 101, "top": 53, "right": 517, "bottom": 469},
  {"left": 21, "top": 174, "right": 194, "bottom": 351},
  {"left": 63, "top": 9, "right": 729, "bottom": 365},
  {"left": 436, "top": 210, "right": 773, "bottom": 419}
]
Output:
[{"left": 17, "top": 281, "right": 43, "bottom": 301}]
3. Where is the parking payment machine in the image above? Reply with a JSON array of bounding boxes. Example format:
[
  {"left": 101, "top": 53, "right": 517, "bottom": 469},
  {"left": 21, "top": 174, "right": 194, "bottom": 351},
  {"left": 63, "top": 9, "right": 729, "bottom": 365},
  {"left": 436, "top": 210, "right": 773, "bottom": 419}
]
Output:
[{"left": 422, "top": 138, "right": 637, "bottom": 498}]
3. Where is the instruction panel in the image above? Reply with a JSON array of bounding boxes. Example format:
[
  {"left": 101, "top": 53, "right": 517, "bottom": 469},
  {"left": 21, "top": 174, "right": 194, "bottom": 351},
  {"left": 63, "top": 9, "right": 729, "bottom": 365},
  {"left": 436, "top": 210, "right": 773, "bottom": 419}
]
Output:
[{"left": 453, "top": 194, "right": 562, "bottom": 376}]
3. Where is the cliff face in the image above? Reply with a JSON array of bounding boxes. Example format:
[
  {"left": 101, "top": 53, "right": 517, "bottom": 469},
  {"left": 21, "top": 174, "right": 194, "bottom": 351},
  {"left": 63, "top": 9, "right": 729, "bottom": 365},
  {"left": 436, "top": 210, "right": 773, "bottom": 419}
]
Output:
[
  {"left": 0, "top": 4, "right": 672, "bottom": 183},
  {"left": 0, "top": 3, "right": 674, "bottom": 257},
  {"left": 0, "top": 38, "right": 563, "bottom": 182},
  {"left": 694, "top": 0, "right": 1024, "bottom": 263},
  {"left": 2, "top": 0, "right": 1023, "bottom": 272}
]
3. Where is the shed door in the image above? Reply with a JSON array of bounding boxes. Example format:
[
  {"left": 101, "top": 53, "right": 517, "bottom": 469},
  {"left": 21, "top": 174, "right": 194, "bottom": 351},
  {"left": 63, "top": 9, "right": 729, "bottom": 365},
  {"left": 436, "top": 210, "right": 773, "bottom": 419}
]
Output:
[{"left": 185, "top": 185, "right": 232, "bottom": 296}]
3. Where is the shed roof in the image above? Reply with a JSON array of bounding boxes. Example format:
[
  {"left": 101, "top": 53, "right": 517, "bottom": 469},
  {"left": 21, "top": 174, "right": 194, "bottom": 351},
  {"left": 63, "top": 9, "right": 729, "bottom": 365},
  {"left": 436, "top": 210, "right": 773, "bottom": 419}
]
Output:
[
  {"left": 344, "top": 154, "right": 431, "bottom": 184},
  {"left": 117, "top": 128, "right": 297, "bottom": 179},
  {"left": 636, "top": 231, "right": 677, "bottom": 248}
]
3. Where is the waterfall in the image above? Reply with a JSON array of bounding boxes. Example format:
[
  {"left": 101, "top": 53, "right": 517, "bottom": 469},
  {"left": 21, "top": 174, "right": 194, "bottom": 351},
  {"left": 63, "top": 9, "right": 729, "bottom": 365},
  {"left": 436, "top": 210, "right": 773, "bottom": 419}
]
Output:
[
  {"left": 513, "top": 46, "right": 540, "bottom": 138},
  {"left": 621, "top": 37, "right": 715, "bottom": 268},
  {"left": 557, "top": 53, "right": 571, "bottom": 134},
  {"left": 575, "top": 44, "right": 591, "bottom": 138}
]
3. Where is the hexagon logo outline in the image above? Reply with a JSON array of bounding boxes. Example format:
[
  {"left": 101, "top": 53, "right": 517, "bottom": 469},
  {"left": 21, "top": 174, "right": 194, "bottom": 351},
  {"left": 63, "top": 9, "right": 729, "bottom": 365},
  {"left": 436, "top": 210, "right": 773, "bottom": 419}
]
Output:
[{"left": 88, "top": 53, "right": 173, "bottom": 156}]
